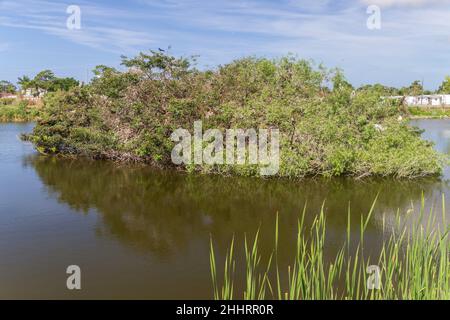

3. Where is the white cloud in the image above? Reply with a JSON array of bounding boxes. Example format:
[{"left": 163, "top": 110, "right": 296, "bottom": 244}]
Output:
[{"left": 360, "top": 0, "right": 450, "bottom": 8}]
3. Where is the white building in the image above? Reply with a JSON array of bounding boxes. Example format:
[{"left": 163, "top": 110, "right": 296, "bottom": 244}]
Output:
[
  {"left": 402, "top": 94, "right": 450, "bottom": 107},
  {"left": 22, "top": 88, "right": 46, "bottom": 100}
]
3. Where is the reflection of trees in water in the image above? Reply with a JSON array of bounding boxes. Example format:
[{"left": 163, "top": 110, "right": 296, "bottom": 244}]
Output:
[{"left": 24, "top": 155, "right": 444, "bottom": 261}]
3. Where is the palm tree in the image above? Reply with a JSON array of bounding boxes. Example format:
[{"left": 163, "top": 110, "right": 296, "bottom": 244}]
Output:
[{"left": 17, "top": 76, "right": 32, "bottom": 91}]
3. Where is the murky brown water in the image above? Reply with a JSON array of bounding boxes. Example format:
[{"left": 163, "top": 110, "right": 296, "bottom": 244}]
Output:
[{"left": 0, "top": 120, "right": 449, "bottom": 299}]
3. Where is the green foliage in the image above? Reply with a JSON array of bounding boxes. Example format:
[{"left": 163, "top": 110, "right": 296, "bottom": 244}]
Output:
[
  {"left": 17, "top": 70, "right": 79, "bottom": 95},
  {"left": 437, "top": 76, "right": 450, "bottom": 94},
  {"left": 399, "top": 80, "right": 424, "bottom": 96},
  {"left": 27, "top": 51, "right": 444, "bottom": 178},
  {"left": 91, "top": 65, "right": 139, "bottom": 99},
  {"left": 17, "top": 76, "right": 32, "bottom": 90},
  {"left": 409, "top": 107, "right": 450, "bottom": 119},
  {"left": 0, "top": 98, "right": 15, "bottom": 105},
  {"left": 121, "top": 48, "right": 195, "bottom": 80},
  {"left": 0, "top": 80, "right": 17, "bottom": 93},
  {"left": 27, "top": 88, "right": 116, "bottom": 155},
  {"left": 0, "top": 99, "right": 40, "bottom": 122},
  {"left": 51, "top": 77, "right": 79, "bottom": 91},
  {"left": 357, "top": 83, "right": 400, "bottom": 96}
]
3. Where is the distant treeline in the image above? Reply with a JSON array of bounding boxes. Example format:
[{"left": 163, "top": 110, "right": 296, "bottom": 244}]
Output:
[{"left": 0, "top": 70, "right": 79, "bottom": 96}]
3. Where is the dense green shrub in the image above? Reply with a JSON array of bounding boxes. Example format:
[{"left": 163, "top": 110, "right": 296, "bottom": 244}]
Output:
[{"left": 26, "top": 51, "right": 445, "bottom": 178}]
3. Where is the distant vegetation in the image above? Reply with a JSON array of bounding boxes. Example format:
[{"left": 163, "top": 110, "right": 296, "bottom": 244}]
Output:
[
  {"left": 358, "top": 77, "right": 450, "bottom": 96},
  {"left": 0, "top": 70, "right": 78, "bottom": 122},
  {"left": 17, "top": 70, "right": 79, "bottom": 95},
  {"left": 0, "top": 99, "right": 41, "bottom": 122},
  {"left": 0, "top": 80, "right": 17, "bottom": 94},
  {"left": 437, "top": 76, "right": 450, "bottom": 94},
  {"left": 409, "top": 107, "right": 450, "bottom": 119},
  {"left": 1, "top": 71, "right": 79, "bottom": 97},
  {"left": 25, "top": 50, "right": 445, "bottom": 178}
]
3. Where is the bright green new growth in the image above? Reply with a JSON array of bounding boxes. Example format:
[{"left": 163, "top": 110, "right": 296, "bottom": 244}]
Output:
[
  {"left": 209, "top": 196, "right": 449, "bottom": 300},
  {"left": 26, "top": 51, "right": 445, "bottom": 178}
]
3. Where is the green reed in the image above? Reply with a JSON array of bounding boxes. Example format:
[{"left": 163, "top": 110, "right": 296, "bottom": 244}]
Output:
[{"left": 209, "top": 195, "right": 449, "bottom": 300}]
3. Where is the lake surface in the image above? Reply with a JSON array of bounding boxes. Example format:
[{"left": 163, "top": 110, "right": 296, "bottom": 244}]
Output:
[{"left": 0, "top": 120, "right": 449, "bottom": 299}]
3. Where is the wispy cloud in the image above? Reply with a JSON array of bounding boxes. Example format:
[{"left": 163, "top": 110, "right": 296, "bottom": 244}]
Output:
[
  {"left": 0, "top": 0, "right": 156, "bottom": 53},
  {"left": 360, "top": 0, "right": 450, "bottom": 8}
]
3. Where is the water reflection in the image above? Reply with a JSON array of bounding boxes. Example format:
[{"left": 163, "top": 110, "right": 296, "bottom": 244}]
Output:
[{"left": 25, "top": 154, "right": 448, "bottom": 263}]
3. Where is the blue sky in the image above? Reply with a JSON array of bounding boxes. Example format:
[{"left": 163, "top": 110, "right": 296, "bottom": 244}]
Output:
[{"left": 1, "top": 0, "right": 450, "bottom": 89}]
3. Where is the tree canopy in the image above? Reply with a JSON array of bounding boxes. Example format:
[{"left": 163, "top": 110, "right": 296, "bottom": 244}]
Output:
[
  {"left": 437, "top": 76, "right": 450, "bottom": 94},
  {"left": 17, "top": 70, "right": 79, "bottom": 95}
]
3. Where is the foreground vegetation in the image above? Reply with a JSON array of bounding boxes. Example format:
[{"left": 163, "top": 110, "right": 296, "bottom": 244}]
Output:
[
  {"left": 26, "top": 50, "right": 445, "bottom": 178},
  {"left": 210, "top": 197, "right": 449, "bottom": 300},
  {"left": 0, "top": 99, "right": 41, "bottom": 122}
]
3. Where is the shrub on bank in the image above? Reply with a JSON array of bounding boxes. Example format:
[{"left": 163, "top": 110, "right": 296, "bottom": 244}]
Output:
[
  {"left": 0, "top": 98, "right": 15, "bottom": 106},
  {"left": 26, "top": 51, "right": 445, "bottom": 178},
  {"left": 0, "top": 99, "right": 41, "bottom": 122},
  {"left": 409, "top": 107, "right": 450, "bottom": 119}
]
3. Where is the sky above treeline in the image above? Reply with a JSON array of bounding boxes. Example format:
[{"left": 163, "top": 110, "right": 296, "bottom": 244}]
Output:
[{"left": 1, "top": 0, "right": 449, "bottom": 90}]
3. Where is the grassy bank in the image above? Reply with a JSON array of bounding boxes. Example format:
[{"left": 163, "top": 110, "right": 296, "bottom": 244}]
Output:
[
  {"left": 210, "top": 197, "right": 449, "bottom": 300},
  {"left": 0, "top": 99, "right": 41, "bottom": 122},
  {"left": 26, "top": 51, "right": 445, "bottom": 178},
  {"left": 409, "top": 107, "right": 450, "bottom": 119}
]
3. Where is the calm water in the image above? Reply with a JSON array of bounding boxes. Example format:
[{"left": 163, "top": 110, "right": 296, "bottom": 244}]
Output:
[{"left": 0, "top": 120, "right": 449, "bottom": 299}]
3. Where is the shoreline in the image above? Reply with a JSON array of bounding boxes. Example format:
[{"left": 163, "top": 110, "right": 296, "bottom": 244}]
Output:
[{"left": 409, "top": 115, "right": 450, "bottom": 119}]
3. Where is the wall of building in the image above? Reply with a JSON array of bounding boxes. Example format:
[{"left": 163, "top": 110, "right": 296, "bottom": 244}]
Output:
[{"left": 403, "top": 95, "right": 450, "bottom": 107}]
